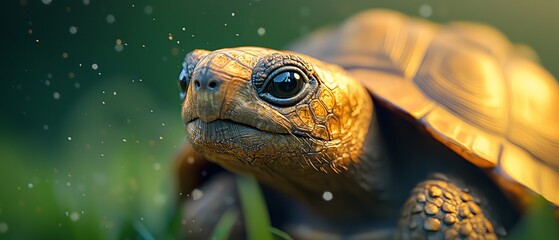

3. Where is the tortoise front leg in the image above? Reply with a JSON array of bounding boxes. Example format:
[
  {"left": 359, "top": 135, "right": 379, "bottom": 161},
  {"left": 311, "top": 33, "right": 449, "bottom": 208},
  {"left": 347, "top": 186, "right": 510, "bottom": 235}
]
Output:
[
  {"left": 182, "top": 173, "right": 245, "bottom": 239},
  {"left": 396, "top": 174, "right": 498, "bottom": 240},
  {"left": 175, "top": 144, "right": 245, "bottom": 239}
]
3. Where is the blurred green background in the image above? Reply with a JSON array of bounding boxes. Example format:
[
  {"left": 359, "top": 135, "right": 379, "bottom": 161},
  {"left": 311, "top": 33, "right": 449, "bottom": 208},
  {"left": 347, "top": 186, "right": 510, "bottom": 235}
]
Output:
[{"left": 1, "top": 0, "right": 559, "bottom": 239}]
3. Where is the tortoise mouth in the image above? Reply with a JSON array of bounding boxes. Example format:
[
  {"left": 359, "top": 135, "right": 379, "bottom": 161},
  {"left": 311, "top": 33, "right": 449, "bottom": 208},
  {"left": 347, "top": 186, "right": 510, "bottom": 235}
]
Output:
[
  {"left": 185, "top": 118, "right": 306, "bottom": 138},
  {"left": 185, "top": 119, "right": 309, "bottom": 152},
  {"left": 185, "top": 119, "right": 315, "bottom": 171},
  {"left": 186, "top": 118, "right": 267, "bottom": 136}
]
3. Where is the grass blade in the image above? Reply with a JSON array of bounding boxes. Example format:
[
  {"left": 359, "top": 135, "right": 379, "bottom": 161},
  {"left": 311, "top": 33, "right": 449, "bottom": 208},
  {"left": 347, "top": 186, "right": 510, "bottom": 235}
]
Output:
[
  {"left": 132, "top": 220, "right": 155, "bottom": 240},
  {"left": 270, "top": 227, "right": 294, "bottom": 240},
  {"left": 210, "top": 208, "right": 240, "bottom": 240},
  {"left": 236, "top": 174, "right": 274, "bottom": 240}
]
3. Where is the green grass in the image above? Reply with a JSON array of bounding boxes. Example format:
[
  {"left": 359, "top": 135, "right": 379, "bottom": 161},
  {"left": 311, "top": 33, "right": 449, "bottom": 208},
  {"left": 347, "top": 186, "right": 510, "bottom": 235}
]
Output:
[
  {"left": 509, "top": 196, "right": 559, "bottom": 240},
  {"left": 210, "top": 208, "right": 240, "bottom": 240},
  {"left": 1, "top": 129, "right": 558, "bottom": 239},
  {"left": 236, "top": 175, "right": 274, "bottom": 240}
]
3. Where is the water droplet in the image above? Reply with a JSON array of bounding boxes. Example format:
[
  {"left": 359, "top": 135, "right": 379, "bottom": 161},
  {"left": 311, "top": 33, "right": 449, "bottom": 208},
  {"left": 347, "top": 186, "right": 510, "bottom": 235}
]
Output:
[
  {"left": 153, "top": 163, "right": 161, "bottom": 170},
  {"left": 257, "top": 27, "right": 266, "bottom": 36},
  {"left": 168, "top": 33, "right": 173, "bottom": 41},
  {"left": 67, "top": 136, "right": 72, "bottom": 141},
  {"left": 43, "top": 125, "right": 49, "bottom": 130},
  {"left": 62, "top": 52, "right": 69, "bottom": 59},
  {"left": 231, "top": 12, "right": 235, "bottom": 17},
  {"left": 69, "top": 212, "right": 80, "bottom": 222},
  {"left": 322, "top": 191, "right": 333, "bottom": 201},
  {"left": 83, "top": 0, "right": 90, "bottom": 6},
  {"left": 41, "top": 0, "right": 52, "bottom": 5},
  {"left": 154, "top": 193, "right": 166, "bottom": 205},
  {"left": 0, "top": 222, "right": 8, "bottom": 234},
  {"left": 106, "top": 14, "right": 115, "bottom": 24},
  {"left": 191, "top": 189, "right": 203, "bottom": 200},
  {"left": 69, "top": 26, "right": 78, "bottom": 35},
  {"left": 53, "top": 92, "right": 60, "bottom": 99},
  {"left": 144, "top": 5, "right": 153, "bottom": 15},
  {"left": 27, "top": 183, "right": 33, "bottom": 189},
  {"left": 419, "top": 4, "right": 433, "bottom": 18},
  {"left": 91, "top": 63, "right": 98, "bottom": 70},
  {"left": 114, "top": 44, "right": 124, "bottom": 52},
  {"left": 300, "top": 7, "right": 310, "bottom": 17}
]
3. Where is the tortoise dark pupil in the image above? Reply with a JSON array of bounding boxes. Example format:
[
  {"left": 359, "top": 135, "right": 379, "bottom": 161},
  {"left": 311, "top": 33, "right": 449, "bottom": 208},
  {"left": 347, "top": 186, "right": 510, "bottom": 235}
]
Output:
[{"left": 270, "top": 71, "right": 301, "bottom": 98}]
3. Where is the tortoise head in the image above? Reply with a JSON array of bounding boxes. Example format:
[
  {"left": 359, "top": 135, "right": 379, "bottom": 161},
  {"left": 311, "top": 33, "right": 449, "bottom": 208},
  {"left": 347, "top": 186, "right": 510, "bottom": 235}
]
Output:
[{"left": 179, "top": 47, "right": 373, "bottom": 177}]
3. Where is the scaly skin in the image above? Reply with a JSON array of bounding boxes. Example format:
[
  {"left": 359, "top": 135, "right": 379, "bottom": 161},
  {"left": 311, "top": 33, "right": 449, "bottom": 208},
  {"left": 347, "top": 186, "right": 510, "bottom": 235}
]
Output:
[
  {"left": 179, "top": 47, "right": 381, "bottom": 218},
  {"left": 397, "top": 178, "right": 497, "bottom": 240}
]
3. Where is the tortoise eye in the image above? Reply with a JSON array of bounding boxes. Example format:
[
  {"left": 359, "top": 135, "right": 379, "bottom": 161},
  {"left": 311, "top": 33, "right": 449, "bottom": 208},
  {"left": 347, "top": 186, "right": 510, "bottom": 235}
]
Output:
[
  {"left": 178, "top": 68, "right": 189, "bottom": 100},
  {"left": 268, "top": 71, "right": 303, "bottom": 99},
  {"left": 252, "top": 53, "right": 317, "bottom": 107},
  {"left": 259, "top": 66, "right": 311, "bottom": 107}
]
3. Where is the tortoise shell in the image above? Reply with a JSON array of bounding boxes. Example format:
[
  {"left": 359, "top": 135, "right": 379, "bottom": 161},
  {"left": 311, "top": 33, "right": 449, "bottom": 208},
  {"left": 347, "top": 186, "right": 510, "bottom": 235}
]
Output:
[{"left": 290, "top": 10, "right": 559, "bottom": 206}]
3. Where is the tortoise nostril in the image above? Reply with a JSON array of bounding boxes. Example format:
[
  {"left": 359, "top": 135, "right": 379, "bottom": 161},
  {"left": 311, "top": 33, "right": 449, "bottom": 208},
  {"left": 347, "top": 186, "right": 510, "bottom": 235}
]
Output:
[
  {"left": 208, "top": 80, "right": 218, "bottom": 90},
  {"left": 192, "top": 78, "right": 220, "bottom": 91}
]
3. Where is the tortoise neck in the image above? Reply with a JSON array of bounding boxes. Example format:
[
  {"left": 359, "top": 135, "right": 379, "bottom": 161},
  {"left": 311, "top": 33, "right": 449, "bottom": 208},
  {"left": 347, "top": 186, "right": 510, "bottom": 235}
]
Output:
[{"left": 258, "top": 113, "right": 393, "bottom": 219}]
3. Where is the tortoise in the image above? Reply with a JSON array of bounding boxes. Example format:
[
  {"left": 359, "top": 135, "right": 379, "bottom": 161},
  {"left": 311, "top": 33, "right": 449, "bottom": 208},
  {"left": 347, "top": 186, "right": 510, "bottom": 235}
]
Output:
[{"left": 175, "top": 9, "right": 559, "bottom": 239}]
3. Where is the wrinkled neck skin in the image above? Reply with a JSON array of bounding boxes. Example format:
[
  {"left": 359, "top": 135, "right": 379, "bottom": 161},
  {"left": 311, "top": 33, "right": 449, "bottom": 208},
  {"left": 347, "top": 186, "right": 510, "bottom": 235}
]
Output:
[
  {"left": 261, "top": 113, "right": 393, "bottom": 220},
  {"left": 191, "top": 112, "right": 391, "bottom": 220}
]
